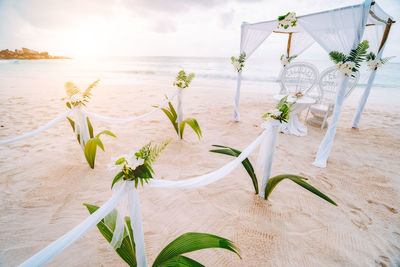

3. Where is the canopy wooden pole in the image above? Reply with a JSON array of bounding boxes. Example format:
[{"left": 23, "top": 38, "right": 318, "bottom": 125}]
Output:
[
  {"left": 378, "top": 18, "right": 394, "bottom": 52},
  {"left": 287, "top": 32, "right": 293, "bottom": 56}
]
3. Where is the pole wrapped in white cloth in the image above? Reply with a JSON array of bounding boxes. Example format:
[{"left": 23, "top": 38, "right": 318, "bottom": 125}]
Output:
[
  {"left": 257, "top": 120, "right": 281, "bottom": 198},
  {"left": 82, "top": 89, "right": 180, "bottom": 123},
  {"left": 0, "top": 110, "right": 72, "bottom": 146},
  {"left": 127, "top": 183, "right": 147, "bottom": 267},
  {"left": 233, "top": 71, "right": 242, "bottom": 122},
  {"left": 19, "top": 183, "right": 129, "bottom": 267}
]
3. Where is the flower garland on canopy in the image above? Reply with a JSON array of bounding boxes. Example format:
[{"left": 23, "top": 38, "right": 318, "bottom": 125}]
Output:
[
  {"left": 231, "top": 52, "right": 246, "bottom": 72},
  {"left": 365, "top": 52, "right": 395, "bottom": 71},
  {"left": 277, "top": 12, "right": 297, "bottom": 29},
  {"left": 280, "top": 54, "right": 297, "bottom": 67},
  {"left": 329, "top": 40, "right": 369, "bottom": 77}
]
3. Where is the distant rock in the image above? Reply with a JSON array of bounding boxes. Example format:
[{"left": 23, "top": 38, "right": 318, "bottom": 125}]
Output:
[{"left": 0, "top": 48, "right": 71, "bottom": 60}]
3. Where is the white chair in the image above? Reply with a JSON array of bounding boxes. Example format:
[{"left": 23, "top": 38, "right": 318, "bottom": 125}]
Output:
[
  {"left": 279, "top": 62, "right": 320, "bottom": 97},
  {"left": 307, "top": 66, "right": 360, "bottom": 129}
]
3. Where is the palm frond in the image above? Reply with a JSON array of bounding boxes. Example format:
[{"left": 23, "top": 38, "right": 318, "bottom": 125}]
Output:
[
  {"left": 152, "top": 232, "right": 241, "bottom": 267},
  {"left": 84, "top": 204, "right": 137, "bottom": 266},
  {"left": 180, "top": 118, "right": 202, "bottom": 140},
  {"left": 147, "top": 139, "right": 171, "bottom": 164},
  {"left": 264, "top": 174, "right": 337, "bottom": 205},
  {"left": 65, "top": 82, "right": 80, "bottom": 97},
  {"left": 347, "top": 40, "right": 369, "bottom": 67},
  {"left": 381, "top": 56, "right": 395, "bottom": 64},
  {"left": 329, "top": 51, "right": 347, "bottom": 64},
  {"left": 83, "top": 79, "right": 100, "bottom": 99},
  {"left": 366, "top": 51, "right": 376, "bottom": 61},
  {"left": 209, "top": 145, "right": 258, "bottom": 194}
]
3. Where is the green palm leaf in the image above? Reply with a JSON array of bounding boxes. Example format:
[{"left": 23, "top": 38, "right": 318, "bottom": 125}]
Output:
[
  {"left": 65, "top": 82, "right": 80, "bottom": 97},
  {"left": 83, "top": 79, "right": 99, "bottom": 99},
  {"left": 209, "top": 145, "right": 258, "bottom": 194},
  {"left": 329, "top": 51, "right": 347, "bottom": 64},
  {"left": 180, "top": 118, "right": 202, "bottom": 140},
  {"left": 348, "top": 40, "right": 369, "bottom": 68},
  {"left": 152, "top": 232, "right": 241, "bottom": 267},
  {"left": 160, "top": 106, "right": 179, "bottom": 135},
  {"left": 83, "top": 204, "right": 137, "bottom": 267},
  {"left": 264, "top": 174, "right": 337, "bottom": 206},
  {"left": 157, "top": 255, "right": 204, "bottom": 267}
]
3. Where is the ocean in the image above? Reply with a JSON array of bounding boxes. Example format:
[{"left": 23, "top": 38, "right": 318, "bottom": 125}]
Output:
[{"left": 0, "top": 56, "right": 399, "bottom": 90}]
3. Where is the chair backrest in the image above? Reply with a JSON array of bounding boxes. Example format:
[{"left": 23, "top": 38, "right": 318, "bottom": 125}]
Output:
[
  {"left": 280, "top": 62, "right": 319, "bottom": 97},
  {"left": 318, "top": 66, "right": 360, "bottom": 104}
]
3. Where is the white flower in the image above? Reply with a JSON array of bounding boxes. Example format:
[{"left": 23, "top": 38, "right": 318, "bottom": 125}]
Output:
[
  {"left": 269, "top": 109, "right": 281, "bottom": 117},
  {"left": 70, "top": 93, "right": 83, "bottom": 104},
  {"left": 280, "top": 57, "right": 289, "bottom": 67},
  {"left": 232, "top": 61, "right": 242, "bottom": 72},
  {"left": 337, "top": 61, "right": 355, "bottom": 76},
  {"left": 367, "top": 59, "right": 381, "bottom": 70},
  {"left": 126, "top": 155, "right": 145, "bottom": 170}
]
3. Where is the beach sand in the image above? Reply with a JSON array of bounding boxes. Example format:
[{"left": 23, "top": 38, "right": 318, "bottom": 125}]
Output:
[{"left": 0, "top": 77, "right": 399, "bottom": 266}]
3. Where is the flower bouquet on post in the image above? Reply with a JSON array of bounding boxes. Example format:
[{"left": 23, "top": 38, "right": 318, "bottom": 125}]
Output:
[
  {"left": 280, "top": 54, "right": 297, "bottom": 67},
  {"left": 365, "top": 52, "right": 395, "bottom": 71},
  {"left": 64, "top": 80, "right": 116, "bottom": 169},
  {"left": 329, "top": 40, "right": 369, "bottom": 77},
  {"left": 262, "top": 95, "right": 293, "bottom": 123},
  {"left": 277, "top": 12, "right": 297, "bottom": 29},
  {"left": 231, "top": 52, "right": 246, "bottom": 72},
  {"left": 157, "top": 70, "right": 202, "bottom": 140}
]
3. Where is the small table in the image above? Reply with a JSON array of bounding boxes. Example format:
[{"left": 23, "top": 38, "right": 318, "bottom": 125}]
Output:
[{"left": 273, "top": 94, "right": 315, "bottom": 136}]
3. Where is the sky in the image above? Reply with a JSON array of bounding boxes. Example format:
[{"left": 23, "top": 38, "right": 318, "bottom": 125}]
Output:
[{"left": 0, "top": 0, "right": 399, "bottom": 59}]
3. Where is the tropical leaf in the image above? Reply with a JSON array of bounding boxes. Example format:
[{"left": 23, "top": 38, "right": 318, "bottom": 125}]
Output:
[
  {"left": 210, "top": 145, "right": 258, "bottom": 194},
  {"left": 180, "top": 118, "right": 202, "bottom": 140},
  {"left": 381, "top": 56, "right": 396, "bottom": 65},
  {"left": 87, "top": 117, "right": 94, "bottom": 139},
  {"left": 96, "top": 130, "right": 116, "bottom": 139},
  {"left": 84, "top": 139, "right": 98, "bottom": 169},
  {"left": 329, "top": 51, "right": 347, "bottom": 64},
  {"left": 152, "top": 232, "right": 241, "bottom": 267},
  {"left": 65, "top": 82, "right": 80, "bottom": 97},
  {"left": 347, "top": 40, "right": 369, "bottom": 67},
  {"left": 264, "top": 174, "right": 337, "bottom": 206},
  {"left": 83, "top": 204, "right": 137, "bottom": 267},
  {"left": 147, "top": 139, "right": 171, "bottom": 164},
  {"left": 92, "top": 137, "right": 104, "bottom": 151},
  {"left": 111, "top": 171, "right": 124, "bottom": 189},
  {"left": 67, "top": 117, "right": 75, "bottom": 131},
  {"left": 366, "top": 51, "right": 376, "bottom": 61},
  {"left": 83, "top": 79, "right": 99, "bottom": 99},
  {"left": 157, "top": 255, "right": 204, "bottom": 267},
  {"left": 160, "top": 107, "right": 179, "bottom": 135}
]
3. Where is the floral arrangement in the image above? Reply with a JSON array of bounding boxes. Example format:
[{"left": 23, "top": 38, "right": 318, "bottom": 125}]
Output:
[
  {"left": 231, "top": 52, "right": 246, "bottom": 72},
  {"left": 84, "top": 203, "right": 241, "bottom": 266},
  {"left": 366, "top": 52, "right": 394, "bottom": 71},
  {"left": 278, "top": 12, "right": 297, "bottom": 29},
  {"left": 294, "top": 91, "right": 304, "bottom": 98},
  {"left": 280, "top": 54, "right": 297, "bottom": 67},
  {"left": 173, "top": 70, "right": 195, "bottom": 89},
  {"left": 262, "top": 95, "right": 294, "bottom": 123},
  {"left": 110, "top": 140, "right": 170, "bottom": 189},
  {"left": 64, "top": 80, "right": 116, "bottom": 169},
  {"left": 329, "top": 40, "right": 369, "bottom": 77},
  {"left": 157, "top": 70, "right": 202, "bottom": 140}
]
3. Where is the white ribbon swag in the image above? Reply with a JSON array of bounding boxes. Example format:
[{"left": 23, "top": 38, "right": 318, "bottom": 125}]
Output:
[{"left": 19, "top": 120, "right": 281, "bottom": 267}]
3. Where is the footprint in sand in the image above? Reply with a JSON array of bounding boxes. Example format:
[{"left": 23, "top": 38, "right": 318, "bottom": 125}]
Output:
[
  {"left": 367, "top": 199, "right": 398, "bottom": 214},
  {"left": 347, "top": 204, "right": 372, "bottom": 231}
]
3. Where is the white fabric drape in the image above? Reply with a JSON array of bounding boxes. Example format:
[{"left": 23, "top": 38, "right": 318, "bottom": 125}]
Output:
[
  {"left": 286, "top": 26, "right": 315, "bottom": 57},
  {"left": 20, "top": 121, "right": 280, "bottom": 266},
  {"left": 257, "top": 120, "right": 281, "bottom": 198},
  {"left": 233, "top": 21, "right": 276, "bottom": 121},
  {"left": 0, "top": 110, "right": 72, "bottom": 146},
  {"left": 299, "top": 0, "right": 372, "bottom": 168},
  {"left": 19, "top": 184, "right": 128, "bottom": 267},
  {"left": 82, "top": 88, "right": 179, "bottom": 123}
]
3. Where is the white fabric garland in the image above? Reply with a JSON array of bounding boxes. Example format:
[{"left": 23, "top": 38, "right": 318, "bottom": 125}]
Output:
[
  {"left": 19, "top": 184, "right": 128, "bottom": 267},
  {"left": 0, "top": 110, "right": 72, "bottom": 146},
  {"left": 82, "top": 89, "right": 180, "bottom": 123},
  {"left": 19, "top": 121, "right": 278, "bottom": 266}
]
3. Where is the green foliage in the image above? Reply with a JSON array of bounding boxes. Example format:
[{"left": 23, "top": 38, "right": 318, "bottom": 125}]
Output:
[
  {"left": 64, "top": 79, "right": 100, "bottom": 108},
  {"left": 158, "top": 99, "right": 202, "bottom": 140},
  {"left": 262, "top": 95, "right": 294, "bottom": 123},
  {"left": 329, "top": 40, "right": 369, "bottom": 72},
  {"left": 328, "top": 51, "right": 347, "bottom": 64},
  {"left": 85, "top": 205, "right": 240, "bottom": 267},
  {"left": 281, "top": 54, "right": 297, "bottom": 62},
  {"left": 111, "top": 140, "right": 171, "bottom": 189},
  {"left": 365, "top": 52, "right": 376, "bottom": 61},
  {"left": 152, "top": 232, "right": 241, "bottom": 267},
  {"left": 67, "top": 116, "right": 116, "bottom": 169},
  {"left": 173, "top": 70, "right": 195, "bottom": 88},
  {"left": 278, "top": 12, "right": 290, "bottom": 21},
  {"left": 231, "top": 52, "right": 246, "bottom": 72},
  {"left": 264, "top": 174, "right": 337, "bottom": 205},
  {"left": 209, "top": 145, "right": 258, "bottom": 194},
  {"left": 84, "top": 204, "right": 137, "bottom": 266}
]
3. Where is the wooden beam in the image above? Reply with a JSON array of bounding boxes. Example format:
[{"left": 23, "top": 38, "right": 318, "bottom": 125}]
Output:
[
  {"left": 378, "top": 18, "right": 394, "bottom": 52},
  {"left": 287, "top": 32, "right": 293, "bottom": 56}
]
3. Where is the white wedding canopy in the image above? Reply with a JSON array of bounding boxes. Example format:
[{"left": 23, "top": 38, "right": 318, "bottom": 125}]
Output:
[{"left": 233, "top": 0, "right": 394, "bottom": 167}]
